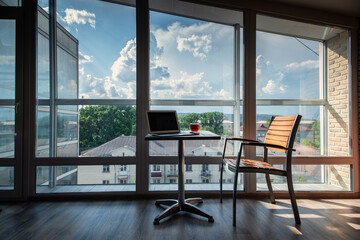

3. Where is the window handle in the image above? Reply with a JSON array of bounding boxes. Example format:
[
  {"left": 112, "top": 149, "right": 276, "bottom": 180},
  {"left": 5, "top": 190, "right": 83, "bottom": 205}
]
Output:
[{"left": 15, "top": 102, "right": 20, "bottom": 114}]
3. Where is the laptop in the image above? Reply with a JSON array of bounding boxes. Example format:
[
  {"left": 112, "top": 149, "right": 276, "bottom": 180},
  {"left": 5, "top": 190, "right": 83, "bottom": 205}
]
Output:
[{"left": 146, "top": 110, "right": 193, "bottom": 136}]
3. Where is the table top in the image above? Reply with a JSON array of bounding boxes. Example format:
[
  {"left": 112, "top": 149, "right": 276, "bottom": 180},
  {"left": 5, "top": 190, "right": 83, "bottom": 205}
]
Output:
[{"left": 145, "top": 131, "right": 221, "bottom": 141}]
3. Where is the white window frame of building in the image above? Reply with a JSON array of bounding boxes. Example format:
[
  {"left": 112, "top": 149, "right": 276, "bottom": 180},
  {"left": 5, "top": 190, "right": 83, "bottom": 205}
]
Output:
[
  {"left": 186, "top": 164, "right": 192, "bottom": 172},
  {"left": 103, "top": 180, "right": 110, "bottom": 185},
  {"left": 119, "top": 179, "right": 127, "bottom": 184},
  {"left": 186, "top": 179, "right": 192, "bottom": 184},
  {"left": 202, "top": 179, "right": 209, "bottom": 183},
  {"left": 120, "top": 165, "right": 127, "bottom": 172},
  {"left": 152, "top": 165, "right": 160, "bottom": 171},
  {"left": 169, "top": 179, "right": 176, "bottom": 184},
  {"left": 153, "top": 179, "right": 160, "bottom": 184},
  {"left": 103, "top": 165, "right": 110, "bottom": 173}
]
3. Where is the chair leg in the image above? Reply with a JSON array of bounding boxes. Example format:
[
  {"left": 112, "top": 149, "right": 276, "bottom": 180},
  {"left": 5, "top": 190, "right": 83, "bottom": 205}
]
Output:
[
  {"left": 233, "top": 171, "right": 239, "bottom": 227},
  {"left": 286, "top": 173, "right": 301, "bottom": 224},
  {"left": 220, "top": 162, "right": 224, "bottom": 203},
  {"left": 265, "top": 174, "right": 276, "bottom": 204}
]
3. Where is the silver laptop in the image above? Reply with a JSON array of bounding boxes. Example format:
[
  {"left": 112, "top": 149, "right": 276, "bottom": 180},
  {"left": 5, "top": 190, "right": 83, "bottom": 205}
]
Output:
[{"left": 146, "top": 110, "right": 181, "bottom": 135}]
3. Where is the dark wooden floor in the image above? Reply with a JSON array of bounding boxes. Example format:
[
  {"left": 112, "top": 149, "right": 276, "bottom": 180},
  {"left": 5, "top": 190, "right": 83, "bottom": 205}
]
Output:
[{"left": 0, "top": 198, "right": 359, "bottom": 239}]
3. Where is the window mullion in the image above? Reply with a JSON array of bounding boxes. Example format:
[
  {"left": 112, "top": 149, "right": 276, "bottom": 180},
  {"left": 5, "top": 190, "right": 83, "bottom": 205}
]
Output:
[{"left": 243, "top": 10, "right": 257, "bottom": 193}]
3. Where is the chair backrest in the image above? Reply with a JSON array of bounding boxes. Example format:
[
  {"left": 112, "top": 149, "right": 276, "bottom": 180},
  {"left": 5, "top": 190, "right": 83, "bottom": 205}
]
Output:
[{"left": 265, "top": 115, "right": 302, "bottom": 153}]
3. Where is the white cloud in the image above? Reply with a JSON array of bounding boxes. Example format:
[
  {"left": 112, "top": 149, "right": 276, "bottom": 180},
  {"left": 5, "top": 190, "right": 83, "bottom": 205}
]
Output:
[
  {"left": 285, "top": 60, "right": 319, "bottom": 71},
  {"left": 177, "top": 34, "right": 212, "bottom": 60},
  {"left": 111, "top": 39, "right": 136, "bottom": 82},
  {"left": 0, "top": 56, "right": 15, "bottom": 65},
  {"left": 63, "top": 9, "right": 96, "bottom": 29},
  {"left": 79, "top": 52, "right": 93, "bottom": 65},
  {"left": 151, "top": 71, "right": 230, "bottom": 99},
  {"left": 256, "top": 55, "right": 287, "bottom": 96}
]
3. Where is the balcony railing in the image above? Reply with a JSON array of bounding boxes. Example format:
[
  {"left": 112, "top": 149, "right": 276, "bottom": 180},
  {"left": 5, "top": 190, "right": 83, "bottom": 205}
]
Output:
[
  {"left": 151, "top": 171, "right": 162, "bottom": 178},
  {"left": 201, "top": 170, "right": 212, "bottom": 177},
  {"left": 167, "top": 170, "right": 178, "bottom": 177}
]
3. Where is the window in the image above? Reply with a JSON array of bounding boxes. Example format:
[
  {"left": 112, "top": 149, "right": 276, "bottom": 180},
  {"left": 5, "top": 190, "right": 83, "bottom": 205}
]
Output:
[
  {"left": 256, "top": 14, "right": 352, "bottom": 191},
  {"left": 186, "top": 164, "right": 192, "bottom": 172},
  {"left": 152, "top": 165, "right": 160, "bottom": 171},
  {"left": 148, "top": 0, "right": 244, "bottom": 192},
  {"left": 103, "top": 165, "right": 110, "bottom": 173},
  {"left": 202, "top": 179, "right": 209, "bottom": 183},
  {"left": 28, "top": 0, "right": 357, "bottom": 198},
  {"left": 35, "top": 0, "right": 137, "bottom": 194},
  {"left": 36, "top": 165, "right": 136, "bottom": 193}
]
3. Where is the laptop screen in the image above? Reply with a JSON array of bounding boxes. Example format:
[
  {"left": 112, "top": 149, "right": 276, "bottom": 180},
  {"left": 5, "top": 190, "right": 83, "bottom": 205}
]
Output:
[{"left": 146, "top": 110, "right": 181, "bottom": 134}]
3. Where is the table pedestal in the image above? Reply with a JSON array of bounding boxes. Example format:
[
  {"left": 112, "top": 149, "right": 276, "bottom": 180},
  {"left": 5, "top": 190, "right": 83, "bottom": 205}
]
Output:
[
  {"left": 153, "top": 198, "right": 214, "bottom": 224},
  {"left": 153, "top": 140, "right": 214, "bottom": 224}
]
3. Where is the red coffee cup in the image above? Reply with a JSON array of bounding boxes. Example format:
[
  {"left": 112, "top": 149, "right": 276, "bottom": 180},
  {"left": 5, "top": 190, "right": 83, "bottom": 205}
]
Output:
[{"left": 190, "top": 123, "right": 200, "bottom": 132}]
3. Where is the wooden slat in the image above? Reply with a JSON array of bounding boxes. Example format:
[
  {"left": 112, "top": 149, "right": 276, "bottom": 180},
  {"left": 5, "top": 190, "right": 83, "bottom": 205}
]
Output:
[
  {"left": 265, "top": 139, "right": 287, "bottom": 147},
  {"left": 272, "top": 115, "right": 296, "bottom": 121},
  {"left": 266, "top": 129, "right": 291, "bottom": 137},
  {"left": 270, "top": 121, "right": 295, "bottom": 126},
  {"left": 265, "top": 135, "right": 289, "bottom": 142},
  {"left": 268, "top": 125, "right": 293, "bottom": 131}
]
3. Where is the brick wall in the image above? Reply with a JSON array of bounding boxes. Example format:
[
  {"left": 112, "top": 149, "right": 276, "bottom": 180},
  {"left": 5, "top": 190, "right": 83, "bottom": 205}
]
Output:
[{"left": 327, "top": 31, "right": 351, "bottom": 189}]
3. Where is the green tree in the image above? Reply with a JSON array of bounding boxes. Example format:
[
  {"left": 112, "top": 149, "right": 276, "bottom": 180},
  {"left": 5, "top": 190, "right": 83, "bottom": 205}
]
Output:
[
  {"left": 301, "top": 120, "right": 320, "bottom": 150},
  {"left": 178, "top": 111, "right": 226, "bottom": 135},
  {"left": 200, "top": 112, "right": 225, "bottom": 134},
  {"left": 178, "top": 113, "right": 200, "bottom": 130},
  {"left": 79, "top": 106, "right": 136, "bottom": 153}
]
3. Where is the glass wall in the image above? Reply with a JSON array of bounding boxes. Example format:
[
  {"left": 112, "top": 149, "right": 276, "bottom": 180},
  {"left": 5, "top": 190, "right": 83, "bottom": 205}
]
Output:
[
  {"left": 256, "top": 14, "right": 352, "bottom": 191},
  {"left": 30, "top": 0, "right": 356, "bottom": 196},
  {"left": 36, "top": 165, "right": 136, "bottom": 193},
  {"left": 0, "top": 20, "right": 16, "bottom": 159},
  {"left": 148, "top": 6, "right": 243, "bottom": 191},
  {"left": 35, "top": 0, "right": 136, "bottom": 193}
]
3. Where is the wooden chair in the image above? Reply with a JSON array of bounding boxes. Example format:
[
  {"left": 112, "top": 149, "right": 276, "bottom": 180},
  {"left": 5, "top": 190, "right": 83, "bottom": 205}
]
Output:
[{"left": 220, "top": 115, "right": 302, "bottom": 226}]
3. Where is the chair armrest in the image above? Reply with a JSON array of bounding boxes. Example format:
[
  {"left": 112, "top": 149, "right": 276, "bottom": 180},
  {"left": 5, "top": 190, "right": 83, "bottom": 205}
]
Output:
[
  {"left": 222, "top": 137, "right": 259, "bottom": 159},
  {"left": 225, "top": 137, "right": 258, "bottom": 143},
  {"left": 242, "top": 142, "right": 296, "bottom": 152}
]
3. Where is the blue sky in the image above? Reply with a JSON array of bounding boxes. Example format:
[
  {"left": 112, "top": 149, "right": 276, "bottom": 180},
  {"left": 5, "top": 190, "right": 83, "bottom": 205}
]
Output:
[{"left": 36, "top": 0, "right": 321, "bottom": 120}]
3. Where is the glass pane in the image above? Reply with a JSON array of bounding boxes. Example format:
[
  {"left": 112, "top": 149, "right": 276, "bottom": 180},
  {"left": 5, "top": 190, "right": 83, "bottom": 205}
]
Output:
[
  {"left": 149, "top": 106, "right": 233, "bottom": 156},
  {"left": 57, "top": 105, "right": 78, "bottom": 157},
  {"left": 38, "top": 0, "right": 49, "bottom": 10},
  {"left": 57, "top": 46, "right": 78, "bottom": 99},
  {"left": 56, "top": 0, "right": 136, "bottom": 99},
  {"left": 38, "top": 6, "right": 49, "bottom": 35},
  {"left": 149, "top": 164, "right": 243, "bottom": 191},
  {"left": 0, "top": 0, "right": 21, "bottom": 7},
  {"left": 37, "top": 33, "right": 50, "bottom": 99},
  {"left": 79, "top": 105, "right": 136, "bottom": 157},
  {"left": 257, "top": 165, "right": 351, "bottom": 191},
  {"left": 0, "top": 107, "right": 15, "bottom": 158},
  {"left": 257, "top": 106, "right": 322, "bottom": 156},
  {"left": 256, "top": 14, "right": 351, "bottom": 158},
  {"left": 36, "top": 165, "right": 136, "bottom": 193},
  {"left": 0, "top": 167, "right": 14, "bottom": 190},
  {"left": 36, "top": 106, "right": 50, "bottom": 157},
  {"left": 256, "top": 31, "right": 320, "bottom": 100},
  {"left": 0, "top": 20, "right": 16, "bottom": 100},
  {"left": 150, "top": 11, "right": 234, "bottom": 100}
]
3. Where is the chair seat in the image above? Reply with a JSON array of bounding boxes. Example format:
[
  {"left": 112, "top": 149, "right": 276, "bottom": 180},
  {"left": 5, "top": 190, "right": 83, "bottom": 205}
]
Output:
[{"left": 223, "top": 158, "right": 286, "bottom": 175}]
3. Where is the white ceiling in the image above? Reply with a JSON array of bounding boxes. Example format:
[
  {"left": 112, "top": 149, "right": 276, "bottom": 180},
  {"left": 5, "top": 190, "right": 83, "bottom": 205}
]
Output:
[{"left": 263, "top": 0, "right": 360, "bottom": 17}]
